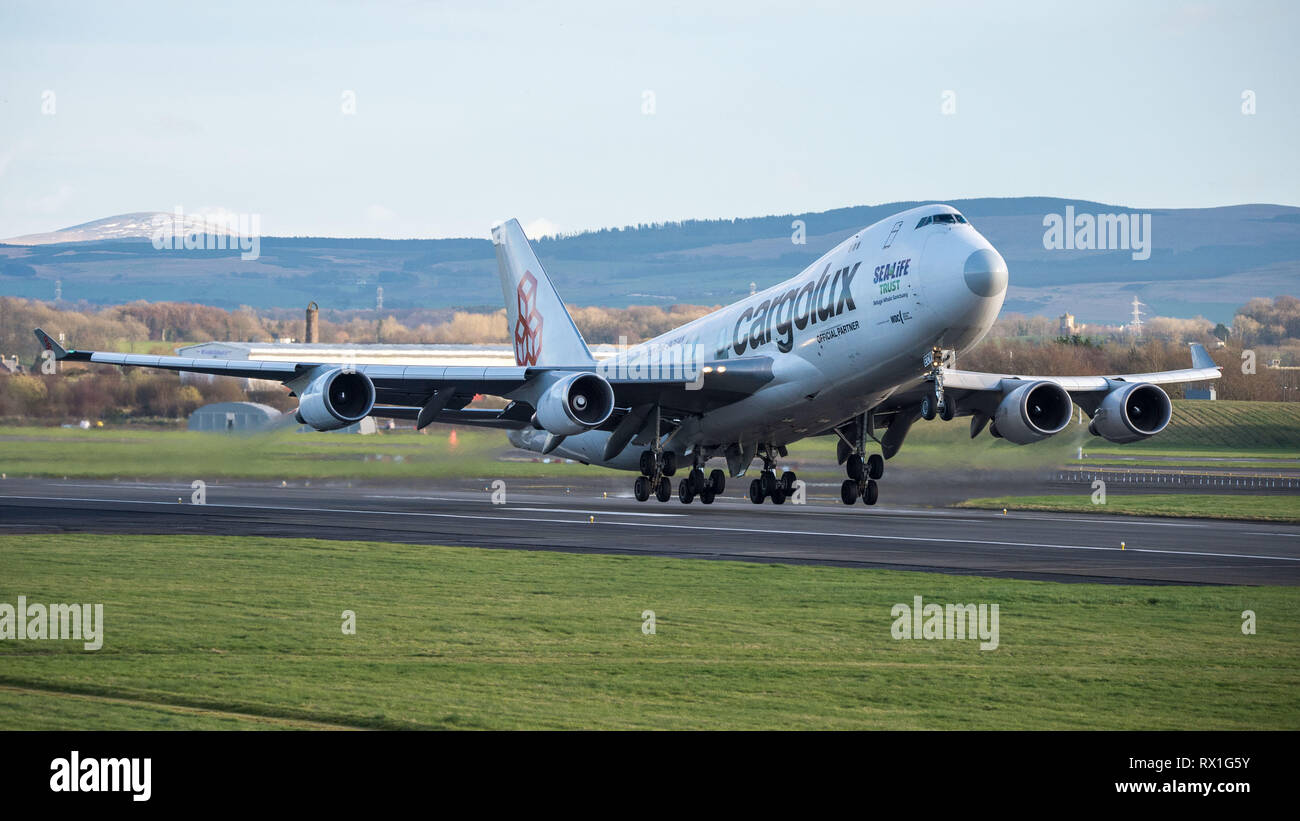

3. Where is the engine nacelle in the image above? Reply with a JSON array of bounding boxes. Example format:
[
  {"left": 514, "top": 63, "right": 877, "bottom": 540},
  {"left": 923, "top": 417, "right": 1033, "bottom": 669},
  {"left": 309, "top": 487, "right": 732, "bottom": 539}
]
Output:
[
  {"left": 1089, "top": 383, "right": 1171, "bottom": 444},
  {"left": 992, "top": 380, "right": 1074, "bottom": 444},
  {"left": 295, "top": 368, "right": 376, "bottom": 431},
  {"left": 533, "top": 372, "right": 615, "bottom": 436}
]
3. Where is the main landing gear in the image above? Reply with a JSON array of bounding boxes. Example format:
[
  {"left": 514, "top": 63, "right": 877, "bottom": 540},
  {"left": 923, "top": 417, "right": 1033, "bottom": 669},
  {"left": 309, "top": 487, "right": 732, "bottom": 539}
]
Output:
[
  {"left": 633, "top": 448, "right": 725, "bottom": 504},
  {"left": 678, "top": 465, "right": 726, "bottom": 505},
  {"left": 836, "top": 414, "right": 884, "bottom": 506},
  {"left": 633, "top": 448, "right": 675, "bottom": 503},
  {"left": 746, "top": 446, "right": 796, "bottom": 505}
]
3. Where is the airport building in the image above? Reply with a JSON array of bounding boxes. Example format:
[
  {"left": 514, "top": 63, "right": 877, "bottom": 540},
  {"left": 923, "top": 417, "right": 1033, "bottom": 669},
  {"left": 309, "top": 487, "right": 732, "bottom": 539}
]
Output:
[{"left": 187, "top": 401, "right": 283, "bottom": 432}]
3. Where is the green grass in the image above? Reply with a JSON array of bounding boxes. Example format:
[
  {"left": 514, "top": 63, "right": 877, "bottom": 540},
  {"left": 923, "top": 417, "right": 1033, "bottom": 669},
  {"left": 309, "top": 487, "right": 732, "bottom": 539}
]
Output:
[
  {"left": 958, "top": 494, "right": 1300, "bottom": 523},
  {"left": 1081, "top": 458, "right": 1296, "bottom": 470},
  {"left": 1, "top": 400, "right": 1296, "bottom": 480},
  {"left": 0, "top": 424, "right": 618, "bottom": 480},
  {"left": 1, "top": 534, "right": 1296, "bottom": 730},
  {"left": 1087, "top": 400, "right": 1300, "bottom": 455}
]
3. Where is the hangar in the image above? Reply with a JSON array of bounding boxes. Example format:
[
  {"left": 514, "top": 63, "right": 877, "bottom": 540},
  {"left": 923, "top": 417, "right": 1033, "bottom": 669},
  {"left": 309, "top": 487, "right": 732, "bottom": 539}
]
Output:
[{"left": 187, "top": 401, "right": 282, "bottom": 433}]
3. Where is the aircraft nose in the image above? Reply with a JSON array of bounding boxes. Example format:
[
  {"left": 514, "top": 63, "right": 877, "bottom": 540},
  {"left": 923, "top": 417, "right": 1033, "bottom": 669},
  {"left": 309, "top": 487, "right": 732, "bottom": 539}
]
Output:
[{"left": 963, "top": 248, "right": 1008, "bottom": 298}]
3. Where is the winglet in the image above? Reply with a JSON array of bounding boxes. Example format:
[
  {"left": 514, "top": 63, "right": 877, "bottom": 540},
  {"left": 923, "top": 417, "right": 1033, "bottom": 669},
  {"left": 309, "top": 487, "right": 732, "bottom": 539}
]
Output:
[
  {"left": 1189, "top": 342, "right": 1217, "bottom": 370},
  {"left": 33, "top": 328, "right": 69, "bottom": 359}
]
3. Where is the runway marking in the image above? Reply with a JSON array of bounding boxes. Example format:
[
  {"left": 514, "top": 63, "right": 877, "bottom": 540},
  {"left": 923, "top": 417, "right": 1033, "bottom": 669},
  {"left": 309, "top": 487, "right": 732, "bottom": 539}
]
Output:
[
  {"left": 506, "top": 506, "right": 684, "bottom": 517},
  {"left": 361, "top": 495, "right": 684, "bottom": 517},
  {"left": 4, "top": 494, "right": 1299, "bottom": 565}
]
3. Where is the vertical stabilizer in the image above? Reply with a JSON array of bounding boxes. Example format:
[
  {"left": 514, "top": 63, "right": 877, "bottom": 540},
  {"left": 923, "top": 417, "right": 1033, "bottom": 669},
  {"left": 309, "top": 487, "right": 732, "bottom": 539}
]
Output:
[{"left": 491, "top": 219, "right": 594, "bottom": 366}]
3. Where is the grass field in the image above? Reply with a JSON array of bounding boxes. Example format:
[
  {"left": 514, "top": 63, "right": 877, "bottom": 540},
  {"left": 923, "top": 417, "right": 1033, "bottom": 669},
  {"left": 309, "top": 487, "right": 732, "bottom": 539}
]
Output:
[
  {"left": 0, "top": 424, "right": 619, "bottom": 480},
  {"left": 1, "top": 401, "right": 1295, "bottom": 481},
  {"left": 958, "top": 494, "right": 1300, "bottom": 523},
  {"left": 1085, "top": 400, "right": 1300, "bottom": 455},
  {"left": 1, "top": 534, "right": 1296, "bottom": 730}
]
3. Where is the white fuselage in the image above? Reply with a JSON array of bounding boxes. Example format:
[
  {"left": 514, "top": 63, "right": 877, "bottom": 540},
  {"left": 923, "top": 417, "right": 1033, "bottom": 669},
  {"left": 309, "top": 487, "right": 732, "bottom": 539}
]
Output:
[{"left": 512, "top": 204, "right": 1007, "bottom": 470}]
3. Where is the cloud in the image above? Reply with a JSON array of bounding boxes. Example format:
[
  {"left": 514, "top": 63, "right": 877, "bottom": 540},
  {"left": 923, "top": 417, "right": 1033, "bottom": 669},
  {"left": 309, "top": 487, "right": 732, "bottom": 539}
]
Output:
[{"left": 523, "top": 217, "right": 563, "bottom": 238}]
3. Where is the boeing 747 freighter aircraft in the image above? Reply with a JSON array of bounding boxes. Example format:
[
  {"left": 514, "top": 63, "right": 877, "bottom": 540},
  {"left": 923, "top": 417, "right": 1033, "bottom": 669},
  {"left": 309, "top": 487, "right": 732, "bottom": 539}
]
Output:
[{"left": 35, "top": 204, "right": 1221, "bottom": 507}]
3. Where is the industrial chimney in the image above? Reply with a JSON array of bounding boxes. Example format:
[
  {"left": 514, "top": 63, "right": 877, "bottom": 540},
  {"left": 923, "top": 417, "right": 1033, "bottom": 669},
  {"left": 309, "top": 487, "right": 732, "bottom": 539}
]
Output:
[{"left": 305, "top": 301, "right": 319, "bottom": 343}]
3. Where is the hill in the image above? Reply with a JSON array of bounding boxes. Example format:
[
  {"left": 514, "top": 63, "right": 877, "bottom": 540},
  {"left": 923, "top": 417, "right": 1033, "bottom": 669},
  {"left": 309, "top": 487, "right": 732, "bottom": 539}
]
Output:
[{"left": 2, "top": 197, "right": 1297, "bottom": 322}]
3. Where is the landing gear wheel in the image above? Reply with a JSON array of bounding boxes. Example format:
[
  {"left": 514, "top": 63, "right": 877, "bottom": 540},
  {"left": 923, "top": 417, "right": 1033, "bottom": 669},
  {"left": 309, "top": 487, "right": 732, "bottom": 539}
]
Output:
[
  {"left": 661, "top": 451, "right": 677, "bottom": 477},
  {"left": 939, "top": 396, "right": 956, "bottom": 422},
  {"left": 655, "top": 476, "right": 672, "bottom": 502},
  {"left": 689, "top": 467, "right": 706, "bottom": 494},
  {"left": 920, "top": 386, "right": 939, "bottom": 421},
  {"left": 748, "top": 478, "right": 765, "bottom": 504},
  {"left": 840, "top": 479, "right": 859, "bottom": 505},
  {"left": 634, "top": 476, "right": 650, "bottom": 502},
  {"left": 708, "top": 469, "right": 726, "bottom": 495},
  {"left": 760, "top": 470, "right": 777, "bottom": 497},
  {"left": 866, "top": 453, "right": 884, "bottom": 481},
  {"left": 638, "top": 451, "right": 655, "bottom": 477},
  {"left": 780, "top": 471, "right": 797, "bottom": 494},
  {"left": 678, "top": 478, "right": 695, "bottom": 504},
  {"left": 862, "top": 479, "right": 879, "bottom": 506},
  {"left": 846, "top": 453, "right": 864, "bottom": 482},
  {"left": 699, "top": 487, "right": 715, "bottom": 504},
  {"left": 770, "top": 485, "right": 786, "bottom": 504}
]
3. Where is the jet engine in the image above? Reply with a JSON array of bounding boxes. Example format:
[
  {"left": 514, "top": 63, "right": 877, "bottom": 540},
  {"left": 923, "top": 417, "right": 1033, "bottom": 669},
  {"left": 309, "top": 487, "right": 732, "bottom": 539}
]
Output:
[
  {"left": 295, "top": 368, "right": 376, "bottom": 431},
  {"left": 992, "top": 380, "right": 1074, "bottom": 444},
  {"left": 1088, "top": 383, "right": 1172, "bottom": 444},
  {"left": 533, "top": 372, "right": 615, "bottom": 436}
]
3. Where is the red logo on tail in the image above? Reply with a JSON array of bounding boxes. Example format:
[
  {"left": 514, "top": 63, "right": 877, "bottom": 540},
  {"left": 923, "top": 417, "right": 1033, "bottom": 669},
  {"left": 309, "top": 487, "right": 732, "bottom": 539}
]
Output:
[{"left": 514, "top": 271, "right": 543, "bottom": 366}]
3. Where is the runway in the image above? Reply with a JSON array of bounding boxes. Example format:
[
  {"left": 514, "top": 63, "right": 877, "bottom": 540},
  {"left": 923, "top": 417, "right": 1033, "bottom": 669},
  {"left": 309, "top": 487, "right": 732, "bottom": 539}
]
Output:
[{"left": 1, "top": 478, "right": 1298, "bottom": 586}]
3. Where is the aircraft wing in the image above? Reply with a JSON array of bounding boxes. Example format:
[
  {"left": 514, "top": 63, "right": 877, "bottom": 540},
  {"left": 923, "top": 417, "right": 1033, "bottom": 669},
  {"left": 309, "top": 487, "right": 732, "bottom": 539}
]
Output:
[
  {"left": 837, "top": 343, "right": 1222, "bottom": 458},
  {"left": 939, "top": 342, "right": 1222, "bottom": 396},
  {"left": 33, "top": 328, "right": 773, "bottom": 429}
]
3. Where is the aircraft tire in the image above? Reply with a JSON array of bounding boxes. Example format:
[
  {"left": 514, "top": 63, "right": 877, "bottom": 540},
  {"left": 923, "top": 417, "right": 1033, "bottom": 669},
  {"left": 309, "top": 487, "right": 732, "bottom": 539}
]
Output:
[
  {"left": 655, "top": 476, "right": 672, "bottom": 502},
  {"left": 863, "top": 479, "right": 879, "bottom": 505},
  {"left": 867, "top": 453, "right": 884, "bottom": 480},
  {"left": 840, "top": 479, "right": 858, "bottom": 505},
  {"left": 709, "top": 469, "right": 726, "bottom": 495}
]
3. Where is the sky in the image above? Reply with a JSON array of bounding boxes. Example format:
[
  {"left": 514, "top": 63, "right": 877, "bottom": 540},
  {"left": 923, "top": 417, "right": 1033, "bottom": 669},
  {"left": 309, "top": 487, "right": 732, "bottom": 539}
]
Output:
[{"left": 1, "top": 0, "right": 1297, "bottom": 240}]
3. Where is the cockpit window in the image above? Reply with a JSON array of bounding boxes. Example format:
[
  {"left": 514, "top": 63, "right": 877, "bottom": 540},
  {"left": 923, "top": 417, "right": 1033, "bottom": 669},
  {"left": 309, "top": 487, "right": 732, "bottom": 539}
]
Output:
[{"left": 915, "top": 212, "right": 968, "bottom": 228}]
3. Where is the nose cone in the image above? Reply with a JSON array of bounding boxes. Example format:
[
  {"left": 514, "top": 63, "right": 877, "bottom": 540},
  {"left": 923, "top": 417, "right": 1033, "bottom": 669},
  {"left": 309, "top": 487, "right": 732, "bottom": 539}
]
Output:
[{"left": 963, "top": 248, "right": 1008, "bottom": 298}]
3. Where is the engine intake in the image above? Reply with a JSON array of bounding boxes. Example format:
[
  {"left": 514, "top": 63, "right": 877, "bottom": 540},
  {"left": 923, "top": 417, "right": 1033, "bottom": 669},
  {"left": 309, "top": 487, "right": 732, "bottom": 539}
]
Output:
[
  {"left": 533, "top": 372, "right": 615, "bottom": 436},
  {"left": 1089, "top": 383, "right": 1171, "bottom": 444},
  {"left": 295, "top": 368, "right": 376, "bottom": 431},
  {"left": 992, "top": 380, "right": 1074, "bottom": 444}
]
